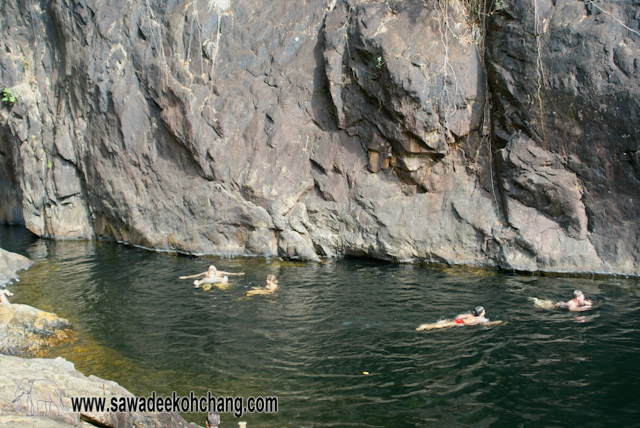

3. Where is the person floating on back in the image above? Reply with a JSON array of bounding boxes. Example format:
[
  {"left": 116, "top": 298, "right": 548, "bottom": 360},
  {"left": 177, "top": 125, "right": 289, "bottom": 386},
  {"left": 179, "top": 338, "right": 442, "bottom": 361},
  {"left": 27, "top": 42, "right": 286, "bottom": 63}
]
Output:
[
  {"left": 530, "top": 290, "right": 593, "bottom": 311},
  {"left": 194, "top": 265, "right": 229, "bottom": 288},
  {"left": 0, "top": 289, "right": 13, "bottom": 304},
  {"left": 178, "top": 265, "right": 244, "bottom": 288},
  {"left": 246, "top": 275, "right": 279, "bottom": 297},
  {"left": 416, "top": 306, "right": 501, "bottom": 331}
]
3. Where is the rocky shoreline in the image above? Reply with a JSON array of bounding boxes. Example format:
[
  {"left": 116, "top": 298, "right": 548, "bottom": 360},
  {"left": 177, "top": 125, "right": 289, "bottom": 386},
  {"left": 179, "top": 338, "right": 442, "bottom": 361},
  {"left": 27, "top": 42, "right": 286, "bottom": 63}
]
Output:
[
  {"left": 0, "top": 247, "right": 202, "bottom": 428},
  {"left": 0, "top": 355, "right": 201, "bottom": 428}
]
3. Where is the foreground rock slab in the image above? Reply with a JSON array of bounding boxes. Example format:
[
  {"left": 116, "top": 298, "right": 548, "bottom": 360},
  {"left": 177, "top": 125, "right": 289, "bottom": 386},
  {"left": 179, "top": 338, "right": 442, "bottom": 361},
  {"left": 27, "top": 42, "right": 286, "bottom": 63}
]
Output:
[
  {"left": 0, "top": 247, "right": 34, "bottom": 287},
  {"left": 0, "top": 355, "right": 202, "bottom": 428},
  {"left": 0, "top": 304, "right": 73, "bottom": 357}
]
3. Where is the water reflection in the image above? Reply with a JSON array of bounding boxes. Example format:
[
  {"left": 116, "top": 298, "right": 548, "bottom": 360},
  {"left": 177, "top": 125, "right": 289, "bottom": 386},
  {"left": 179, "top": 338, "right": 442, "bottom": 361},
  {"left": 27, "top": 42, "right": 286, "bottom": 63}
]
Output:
[{"left": 1, "top": 225, "right": 640, "bottom": 427}]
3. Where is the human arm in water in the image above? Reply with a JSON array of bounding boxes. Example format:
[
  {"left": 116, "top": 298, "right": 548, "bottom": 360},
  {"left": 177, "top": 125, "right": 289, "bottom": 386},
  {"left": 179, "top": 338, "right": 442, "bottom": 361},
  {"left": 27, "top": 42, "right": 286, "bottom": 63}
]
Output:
[
  {"left": 0, "top": 289, "right": 14, "bottom": 304},
  {"left": 214, "top": 270, "right": 245, "bottom": 276},
  {"left": 179, "top": 272, "right": 208, "bottom": 279},
  {"left": 180, "top": 270, "right": 244, "bottom": 280}
]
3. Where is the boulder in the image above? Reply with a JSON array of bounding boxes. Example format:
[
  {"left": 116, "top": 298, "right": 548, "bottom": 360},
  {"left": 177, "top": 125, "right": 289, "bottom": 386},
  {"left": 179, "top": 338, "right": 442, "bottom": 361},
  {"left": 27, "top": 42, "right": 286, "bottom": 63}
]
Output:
[
  {"left": 0, "top": 304, "right": 73, "bottom": 357},
  {"left": 0, "top": 247, "right": 34, "bottom": 287},
  {"left": 0, "top": 355, "right": 202, "bottom": 428}
]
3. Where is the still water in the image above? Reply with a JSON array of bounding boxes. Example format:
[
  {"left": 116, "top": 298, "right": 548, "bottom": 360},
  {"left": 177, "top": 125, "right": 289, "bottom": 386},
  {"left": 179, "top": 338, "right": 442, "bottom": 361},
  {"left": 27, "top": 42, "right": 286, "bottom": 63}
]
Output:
[{"left": 2, "top": 224, "right": 640, "bottom": 427}]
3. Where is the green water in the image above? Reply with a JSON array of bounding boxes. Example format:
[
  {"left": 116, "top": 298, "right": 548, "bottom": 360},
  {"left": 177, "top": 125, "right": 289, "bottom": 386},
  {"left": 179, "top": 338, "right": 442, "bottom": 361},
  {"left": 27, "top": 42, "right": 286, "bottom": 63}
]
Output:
[{"left": 2, "top": 224, "right": 640, "bottom": 427}]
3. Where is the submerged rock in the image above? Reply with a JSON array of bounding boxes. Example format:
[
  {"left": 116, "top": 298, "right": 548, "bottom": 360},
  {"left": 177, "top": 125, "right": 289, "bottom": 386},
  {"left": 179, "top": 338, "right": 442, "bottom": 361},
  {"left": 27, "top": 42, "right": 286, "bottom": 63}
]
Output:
[
  {"left": 0, "top": 247, "right": 34, "bottom": 287},
  {"left": 0, "top": 304, "right": 73, "bottom": 357},
  {"left": 0, "top": 355, "right": 202, "bottom": 428}
]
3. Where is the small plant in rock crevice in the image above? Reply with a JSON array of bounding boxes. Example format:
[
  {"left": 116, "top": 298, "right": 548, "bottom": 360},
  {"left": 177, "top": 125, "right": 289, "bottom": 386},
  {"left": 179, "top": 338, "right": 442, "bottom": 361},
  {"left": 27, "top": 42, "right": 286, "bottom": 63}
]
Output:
[{"left": 2, "top": 88, "right": 17, "bottom": 104}]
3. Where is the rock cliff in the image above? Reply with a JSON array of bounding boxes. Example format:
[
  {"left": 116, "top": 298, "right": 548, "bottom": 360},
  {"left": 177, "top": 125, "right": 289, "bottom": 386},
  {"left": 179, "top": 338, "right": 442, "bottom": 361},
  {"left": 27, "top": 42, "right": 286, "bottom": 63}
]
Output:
[{"left": 0, "top": 0, "right": 638, "bottom": 275}]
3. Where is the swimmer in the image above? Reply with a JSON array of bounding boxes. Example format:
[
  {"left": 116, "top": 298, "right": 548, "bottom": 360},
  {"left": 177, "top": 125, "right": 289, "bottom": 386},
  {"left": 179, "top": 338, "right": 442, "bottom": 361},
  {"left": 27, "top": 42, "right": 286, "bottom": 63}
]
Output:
[
  {"left": 180, "top": 265, "right": 244, "bottom": 283},
  {"left": 189, "top": 265, "right": 239, "bottom": 288},
  {"left": 530, "top": 290, "right": 593, "bottom": 311},
  {"left": 266, "top": 274, "right": 278, "bottom": 291},
  {"left": 555, "top": 290, "right": 593, "bottom": 311},
  {"left": 0, "top": 289, "right": 13, "bottom": 304},
  {"left": 246, "top": 275, "right": 279, "bottom": 297},
  {"left": 417, "top": 306, "right": 501, "bottom": 331},
  {"left": 205, "top": 412, "right": 220, "bottom": 428}
]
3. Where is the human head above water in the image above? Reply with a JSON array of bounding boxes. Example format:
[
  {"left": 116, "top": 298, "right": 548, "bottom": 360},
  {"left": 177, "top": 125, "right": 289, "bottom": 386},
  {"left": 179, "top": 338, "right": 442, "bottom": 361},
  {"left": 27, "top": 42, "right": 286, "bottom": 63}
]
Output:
[
  {"left": 205, "top": 412, "right": 220, "bottom": 428},
  {"left": 267, "top": 274, "right": 278, "bottom": 284},
  {"left": 209, "top": 265, "right": 217, "bottom": 272},
  {"left": 474, "top": 306, "right": 485, "bottom": 317},
  {"left": 573, "top": 290, "right": 584, "bottom": 300}
]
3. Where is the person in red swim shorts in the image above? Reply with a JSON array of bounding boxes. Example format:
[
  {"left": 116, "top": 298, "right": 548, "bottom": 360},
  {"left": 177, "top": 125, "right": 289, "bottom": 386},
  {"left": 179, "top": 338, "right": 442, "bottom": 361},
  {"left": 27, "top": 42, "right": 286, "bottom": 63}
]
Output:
[{"left": 417, "top": 306, "right": 500, "bottom": 331}]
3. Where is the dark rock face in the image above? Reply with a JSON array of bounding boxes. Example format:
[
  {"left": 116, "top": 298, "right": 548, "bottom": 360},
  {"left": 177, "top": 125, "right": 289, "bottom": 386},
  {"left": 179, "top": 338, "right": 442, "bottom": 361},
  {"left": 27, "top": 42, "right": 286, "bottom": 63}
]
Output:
[
  {"left": 0, "top": 247, "right": 34, "bottom": 286},
  {"left": 0, "top": 303, "right": 73, "bottom": 357},
  {"left": 486, "top": 0, "right": 640, "bottom": 274},
  {"left": 0, "top": 0, "right": 638, "bottom": 274},
  {"left": 497, "top": 133, "right": 589, "bottom": 240}
]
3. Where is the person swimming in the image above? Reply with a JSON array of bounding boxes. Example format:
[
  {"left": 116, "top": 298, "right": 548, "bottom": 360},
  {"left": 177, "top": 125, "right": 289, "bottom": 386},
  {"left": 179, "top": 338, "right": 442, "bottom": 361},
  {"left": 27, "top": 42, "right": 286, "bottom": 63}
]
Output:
[
  {"left": 194, "top": 266, "right": 230, "bottom": 288},
  {"left": 265, "top": 274, "right": 278, "bottom": 291},
  {"left": 454, "top": 306, "right": 489, "bottom": 325},
  {"left": 555, "top": 290, "right": 593, "bottom": 311},
  {"left": 246, "top": 275, "right": 279, "bottom": 297},
  {"left": 530, "top": 290, "right": 593, "bottom": 312},
  {"left": 179, "top": 265, "right": 244, "bottom": 287},
  {"left": 0, "top": 289, "right": 13, "bottom": 304},
  {"left": 416, "top": 306, "right": 500, "bottom": 331}
]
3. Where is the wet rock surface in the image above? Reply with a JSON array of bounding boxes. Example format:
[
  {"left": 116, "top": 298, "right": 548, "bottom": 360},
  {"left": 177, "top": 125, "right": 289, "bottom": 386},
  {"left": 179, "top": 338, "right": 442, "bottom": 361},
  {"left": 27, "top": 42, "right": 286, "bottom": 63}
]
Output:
[
  {"left": 0, "top": 304, "right": 73, "bottom": 357},
  {"left": 0, "top": 0, "right": 638, "bottom": 274},
  {"left": 0, "top": 247, "right": 34, "bottom": 286},
  {"left": 0, "top": 355, "right": 202, "bottom": 428}
]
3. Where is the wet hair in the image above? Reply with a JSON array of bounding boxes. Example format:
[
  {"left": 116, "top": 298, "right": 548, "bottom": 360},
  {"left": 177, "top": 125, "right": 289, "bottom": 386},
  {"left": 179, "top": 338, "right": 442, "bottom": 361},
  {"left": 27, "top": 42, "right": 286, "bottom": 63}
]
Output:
[
  {"left": 206, "top": 412, "right": 220, "bottom": 427},
  {"left": 267, "top": 274, "right": 278, "bottom": 284},
  {"left": 573, "top": 290, "right": 583, "bottom": 298},
  {"left": 473, "top": 306, "right": 485, "bottom": 317}
]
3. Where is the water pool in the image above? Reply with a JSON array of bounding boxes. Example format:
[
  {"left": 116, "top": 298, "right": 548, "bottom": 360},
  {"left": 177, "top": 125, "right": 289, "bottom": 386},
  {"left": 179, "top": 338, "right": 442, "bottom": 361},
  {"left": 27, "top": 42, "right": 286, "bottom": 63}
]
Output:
[{"left": 2, "top": 225, "right": 639, "bottom": 427}]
